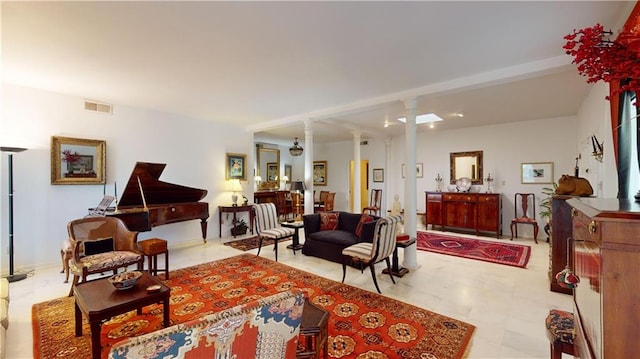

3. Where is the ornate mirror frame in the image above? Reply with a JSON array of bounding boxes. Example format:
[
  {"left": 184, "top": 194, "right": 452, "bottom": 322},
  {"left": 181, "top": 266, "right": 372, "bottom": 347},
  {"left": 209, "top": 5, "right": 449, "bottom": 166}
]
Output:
[
  {"left": 51, "top": 136, "right": 106, "bottom": 185},
  {"left": 256, "top": 146, "right": 280, "bottom": 190},
  {"left": 450, "top": 150, "right": 483, "bottom": 185}
]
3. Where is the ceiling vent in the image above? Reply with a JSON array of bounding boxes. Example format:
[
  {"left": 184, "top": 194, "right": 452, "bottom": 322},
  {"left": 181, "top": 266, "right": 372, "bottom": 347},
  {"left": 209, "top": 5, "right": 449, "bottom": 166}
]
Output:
[{"left": 84, "top": 100, "right": 112, "bottom": 114}]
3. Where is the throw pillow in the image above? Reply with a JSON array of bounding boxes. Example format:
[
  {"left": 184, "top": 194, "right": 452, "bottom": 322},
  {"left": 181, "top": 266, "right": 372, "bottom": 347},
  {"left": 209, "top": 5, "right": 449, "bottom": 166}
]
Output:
[
  {"left": 319, "top": 212, "right": 339, "bottom": 231},
  {"left": 355, "top": 214, "right": 374, "bottom": 237},
  {"left": 83, "top": 237, "right": 115, "bottom": 256}
]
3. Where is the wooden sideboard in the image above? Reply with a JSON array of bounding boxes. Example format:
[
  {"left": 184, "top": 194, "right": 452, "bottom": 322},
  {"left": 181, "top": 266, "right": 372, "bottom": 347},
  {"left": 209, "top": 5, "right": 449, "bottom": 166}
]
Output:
[
  {"left": 567, "top": 197, "right": 640, "bottom": 359},
  {"left": 253, "top": 190, "right": 284, "bottom": 204},
  {"left": 549, "top": 195, "right": 575, "bottom": 294},
  {"left": 425, "top": 192, "right": 502, "bottom": 238}
]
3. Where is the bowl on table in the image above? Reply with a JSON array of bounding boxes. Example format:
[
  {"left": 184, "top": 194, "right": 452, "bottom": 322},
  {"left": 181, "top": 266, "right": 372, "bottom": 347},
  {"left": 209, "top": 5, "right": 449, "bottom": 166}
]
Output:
[{"left": 108, "top": 270, "right": 142, "bottom": 290}]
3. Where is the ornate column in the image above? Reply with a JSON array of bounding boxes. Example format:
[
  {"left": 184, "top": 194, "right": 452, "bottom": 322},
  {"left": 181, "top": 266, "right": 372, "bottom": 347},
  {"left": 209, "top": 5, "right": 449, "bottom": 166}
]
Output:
[{"left": 402, "top": 98, "right": 419, "bottom": 270}]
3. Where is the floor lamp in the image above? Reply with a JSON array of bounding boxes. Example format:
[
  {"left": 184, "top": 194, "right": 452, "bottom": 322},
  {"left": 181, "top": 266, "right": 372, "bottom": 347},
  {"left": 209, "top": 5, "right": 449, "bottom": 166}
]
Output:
[{"left": 1, "top": 146, "right": 27, "bottom": 282}]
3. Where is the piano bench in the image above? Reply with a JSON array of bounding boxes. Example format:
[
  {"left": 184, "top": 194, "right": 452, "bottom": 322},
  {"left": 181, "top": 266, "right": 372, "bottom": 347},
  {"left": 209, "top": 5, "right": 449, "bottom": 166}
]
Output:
[{"left": 137, "top": 238, "right": 169, "bottom": 279}]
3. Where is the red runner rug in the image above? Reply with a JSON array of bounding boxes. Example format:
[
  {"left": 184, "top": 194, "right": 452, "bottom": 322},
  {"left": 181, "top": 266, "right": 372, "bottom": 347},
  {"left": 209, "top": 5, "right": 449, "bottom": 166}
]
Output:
[
  {"left": 33, "top": 253, "right": 474, "bottom": 358},
  {"left": 222, "top": 235, "right": 288, "bottom": 251},
  {"left": 417, "top": 231, "right": 531, "bottom": 268}
]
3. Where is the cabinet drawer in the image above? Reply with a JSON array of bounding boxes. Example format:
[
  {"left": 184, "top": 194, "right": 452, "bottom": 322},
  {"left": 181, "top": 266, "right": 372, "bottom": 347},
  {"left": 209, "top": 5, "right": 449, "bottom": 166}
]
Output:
[
  {"left": 444, "top": 194, "right": 475, "bottom": 202},
  {"left": 427, "top": 194, "right": 442, "bottom": 202},
  {"left": 478, "top": 195, "right": 498, "bottom": 203}
]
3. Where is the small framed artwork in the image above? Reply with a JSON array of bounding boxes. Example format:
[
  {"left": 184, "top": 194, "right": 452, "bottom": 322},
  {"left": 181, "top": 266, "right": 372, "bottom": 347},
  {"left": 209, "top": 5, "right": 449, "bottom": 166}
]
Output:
[
  {"left": 284, "top": 164, "right": 292, "bottom": 183},
  {"left": 267, "top": 162, "right": 278, "bottom": 181},
  {"left": 313, "top": 160, "right": 328, "bottom": 186},
  {"left": 401, "top": 163, "right": 424, "bottom": 178},
  {"left": 51, "top": 136, "right": 106, "bottom": 185},
  {"left": 521, "top": 162, "right": 554, "bottom": 184},
  {"left": 373, "top": 168, "right": 384, "bottom": 182},
  {"left": 226, "top": 153, "right": 247, "bottom": 180}
]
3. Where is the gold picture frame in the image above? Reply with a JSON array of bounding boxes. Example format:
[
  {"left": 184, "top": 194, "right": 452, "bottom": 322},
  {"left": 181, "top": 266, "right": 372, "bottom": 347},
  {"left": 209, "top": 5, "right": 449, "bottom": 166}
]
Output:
[
  {"left": 313, "top": 161, "right": 327, "bottom": 186},
  {"left": 51, "top": 136, "right": 106, "bottom": 185},
  {"left": 226, "top": 152, "right": 247, "bottom": 180}
]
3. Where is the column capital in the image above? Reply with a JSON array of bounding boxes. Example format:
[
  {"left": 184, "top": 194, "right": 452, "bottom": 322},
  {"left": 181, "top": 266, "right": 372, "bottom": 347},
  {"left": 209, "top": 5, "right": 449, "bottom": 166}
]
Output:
[{"left": 402, "top": 98, "right": 418, "bottom": 111}]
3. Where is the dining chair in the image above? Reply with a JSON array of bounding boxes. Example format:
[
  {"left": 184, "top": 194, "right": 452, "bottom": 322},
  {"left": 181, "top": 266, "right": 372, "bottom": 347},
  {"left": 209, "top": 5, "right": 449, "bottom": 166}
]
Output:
[
  {"left": 252, "top": 203, "right": 296, "bottom": 261},
  {"left": 274, "top": 190, "right": 292, "bottom": 222},
  {"left": 315, "top": 192, "right": 335, "bottom": 212},
  {"left": 363, "top": 189, "right": 382, "bottom": 216},
  {"left": 510, "top": 192, "right": 539, "bottom": 243},
  {"left": 66, "top": 216, "right": 144, "bottom": 296},
  {"left": 341, "top": 215, "right": 403, "bottom": 293}
]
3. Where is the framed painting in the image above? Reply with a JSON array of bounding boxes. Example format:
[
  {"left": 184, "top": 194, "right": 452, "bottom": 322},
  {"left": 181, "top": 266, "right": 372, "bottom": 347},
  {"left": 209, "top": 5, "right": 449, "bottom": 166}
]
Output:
[
  {"left": 226, "top": 153, "right": 247, "bottom": 180},
  {"left": 373, "top": 168, "right": 384, "bottom": 183},
  {"left": 267, "top": 162, "right": 278, "bottom": 181},
  {"left": 521, "top": 162, "right": 553, "bottom": 184},
  {"left": 313, "top": 161, "right": 327, "bottom": 186},
  {"left": 401, "top": 163, "right": 424, "bottom": 178},
  {"left": 51, "top": 136, "right": 106, "bottom": 185}
]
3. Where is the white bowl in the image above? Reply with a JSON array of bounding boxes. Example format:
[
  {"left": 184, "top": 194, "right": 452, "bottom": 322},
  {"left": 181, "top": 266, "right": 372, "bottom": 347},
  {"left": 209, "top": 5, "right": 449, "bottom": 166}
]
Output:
[{"left": 108, "top": 271, "right": 142, "bottom": 290}]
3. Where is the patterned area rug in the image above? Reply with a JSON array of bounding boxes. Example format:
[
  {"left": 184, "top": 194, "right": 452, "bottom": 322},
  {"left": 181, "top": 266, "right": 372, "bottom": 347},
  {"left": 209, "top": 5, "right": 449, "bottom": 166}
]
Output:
[
  {"left": 417, "top": 231, "right": 531, "bottom": 268},
  {"left": 223, "top": 236, "right": 291, "bottom": 251},
  {"left": 32, "top": 253, "right": 474, "bottom": 359}
]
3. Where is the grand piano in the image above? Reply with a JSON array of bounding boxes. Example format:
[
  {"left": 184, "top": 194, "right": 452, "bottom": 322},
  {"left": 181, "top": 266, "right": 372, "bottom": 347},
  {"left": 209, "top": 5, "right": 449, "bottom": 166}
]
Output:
[{"left": 107, "top": 162, "right": 209, "bottom": 241}]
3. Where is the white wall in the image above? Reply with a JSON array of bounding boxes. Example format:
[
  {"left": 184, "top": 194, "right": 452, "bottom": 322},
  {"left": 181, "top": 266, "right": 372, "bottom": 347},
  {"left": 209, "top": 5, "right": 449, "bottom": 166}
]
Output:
[{"left": 1, "top": 84, "right": 253, "bottom": 274}]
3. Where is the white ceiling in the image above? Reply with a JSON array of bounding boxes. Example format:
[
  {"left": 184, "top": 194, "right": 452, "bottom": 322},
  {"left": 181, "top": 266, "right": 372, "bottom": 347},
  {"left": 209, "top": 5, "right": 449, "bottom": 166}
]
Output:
[{"left": 2, "top": 1, "right": 633, "bottom": 144}]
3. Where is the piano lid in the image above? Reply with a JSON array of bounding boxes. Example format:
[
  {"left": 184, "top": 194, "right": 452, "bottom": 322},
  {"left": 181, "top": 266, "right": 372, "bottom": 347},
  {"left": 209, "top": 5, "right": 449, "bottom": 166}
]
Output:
[{"left": 118, "top": 162, "right": 207, "bottom": 207}]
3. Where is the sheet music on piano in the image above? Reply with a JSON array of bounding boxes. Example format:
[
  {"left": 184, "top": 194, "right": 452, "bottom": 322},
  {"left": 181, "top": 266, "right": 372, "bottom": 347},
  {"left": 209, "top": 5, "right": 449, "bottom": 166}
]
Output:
[{"left": 87, "top": 195, "right": 116, "bottom": 217}]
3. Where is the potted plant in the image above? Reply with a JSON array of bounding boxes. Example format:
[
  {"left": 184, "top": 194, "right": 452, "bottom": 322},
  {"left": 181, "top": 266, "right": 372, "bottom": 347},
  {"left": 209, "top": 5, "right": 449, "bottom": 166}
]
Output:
[
  {"left": 539, "top": 182, "right": 558, "bottom": 241},
  {"left": 231, "top": 218, "right": 249, "bottom": 236}
]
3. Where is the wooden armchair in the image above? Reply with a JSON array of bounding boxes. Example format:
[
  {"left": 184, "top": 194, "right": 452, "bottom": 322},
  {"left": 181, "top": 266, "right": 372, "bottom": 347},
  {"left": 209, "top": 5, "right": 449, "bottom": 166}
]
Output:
[{"left": 67, "top": 217, "right": 143, "bottom": 296}]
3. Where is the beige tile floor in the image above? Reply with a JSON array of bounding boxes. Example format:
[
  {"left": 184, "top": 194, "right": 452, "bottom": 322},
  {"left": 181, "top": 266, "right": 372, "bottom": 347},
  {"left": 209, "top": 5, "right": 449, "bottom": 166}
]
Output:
[{"left": 5, "top": 229, "right": 573, "bottom": 359}]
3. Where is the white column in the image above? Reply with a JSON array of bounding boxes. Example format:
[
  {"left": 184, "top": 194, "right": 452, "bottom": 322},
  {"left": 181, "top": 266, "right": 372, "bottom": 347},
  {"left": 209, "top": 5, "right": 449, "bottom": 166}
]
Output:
[
  {"left": 384, "top": 138, "right": 391, "bottom": 214},
  {"left": 304, "top": 121, "right": 314, "bottom": 215},
  {"left": 402, "top": 98, "right": 419, "bottom": 270},
  {"left": 352, "top": 131, "right": 361, "bottom": 213}
]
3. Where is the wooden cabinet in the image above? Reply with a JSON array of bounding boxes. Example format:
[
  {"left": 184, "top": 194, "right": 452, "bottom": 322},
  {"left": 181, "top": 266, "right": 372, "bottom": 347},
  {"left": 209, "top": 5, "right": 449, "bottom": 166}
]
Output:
[
  {"left": 550, "top": 195, "right": 575, "bottom": 294},
  {"left": 425, "top": 192, "right": 502, "bottom": 238},
  {"left": 567, "top": 198, "right": 640, "bottom": 359}
]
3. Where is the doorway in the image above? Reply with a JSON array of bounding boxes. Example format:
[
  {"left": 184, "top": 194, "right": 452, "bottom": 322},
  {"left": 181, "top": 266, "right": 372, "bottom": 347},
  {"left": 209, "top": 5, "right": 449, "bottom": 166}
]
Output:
[{"left": 349, "top": 160, "right": 369, "bottom": 212}]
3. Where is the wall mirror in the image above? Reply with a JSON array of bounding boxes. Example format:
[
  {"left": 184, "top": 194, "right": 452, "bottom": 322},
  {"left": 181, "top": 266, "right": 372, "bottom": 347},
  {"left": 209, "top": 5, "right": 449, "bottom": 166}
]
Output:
[
  {"left": 256, "top": 146, "right": 280, "bottom": 190},
  {"left": 51, "top": 136, "right": 106, "bottom": 185},
  {"left": 450, "top": 150, "right": 483, "bottom": 185}
]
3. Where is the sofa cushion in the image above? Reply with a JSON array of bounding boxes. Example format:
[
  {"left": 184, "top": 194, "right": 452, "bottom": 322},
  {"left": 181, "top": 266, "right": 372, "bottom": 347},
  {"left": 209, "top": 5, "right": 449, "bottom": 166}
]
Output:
[
  {"left": 309, "top": 230, "right": 359, "bottom": 247},
  {"left": 320, "top": 212, "right": 339, "bottom": 231},
  {"left": 355, "top": 214, "right": 374, "bottom": 237},
  {"left": 337, "top": 212, "right": 361, "bottom": 233}
]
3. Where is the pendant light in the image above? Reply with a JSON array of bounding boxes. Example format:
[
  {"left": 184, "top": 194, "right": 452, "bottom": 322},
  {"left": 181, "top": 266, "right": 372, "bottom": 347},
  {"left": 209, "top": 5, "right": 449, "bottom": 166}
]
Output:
[{"left": 289, "top": 137, "right": 303, "bottom": 156}]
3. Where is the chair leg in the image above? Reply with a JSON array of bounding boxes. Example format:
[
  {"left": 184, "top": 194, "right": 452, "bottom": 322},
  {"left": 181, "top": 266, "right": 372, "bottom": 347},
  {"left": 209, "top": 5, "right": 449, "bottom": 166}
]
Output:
[
  {"left": 274, "top": 239, "right": 278, "bottom": 262},
  {"left": 510, "top": 223, "right": 515, "bottom": 240},
  {"left": 256, "top": 236, "right": 263, "bottom": 256},
  {"left": 68, "top": 275, "right": 80, "bottom": 297},
  {"left": 384, "top": 258, "right": 396, "bottom": 285},
  {"left": 341, "top": 262, "right": 347, "bottom": 283},
  {"left": 369, "top": 264, "right": 382, "bottom": 294},
  {"left": 533, "top": 224, "right": 539, "bottom": 244}
]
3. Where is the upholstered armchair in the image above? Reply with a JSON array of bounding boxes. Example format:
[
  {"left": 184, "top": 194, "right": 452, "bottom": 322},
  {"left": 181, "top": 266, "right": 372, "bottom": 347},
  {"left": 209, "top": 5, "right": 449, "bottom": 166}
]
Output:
[
  {"left": 341, "top": 215, "right": 403, "bottom": 293},
  {"left": 67, "top": 217, "right": 143, "bottom": 296},
  {"left": 108, "top": 290, "right": 305, "bottom": 359}
]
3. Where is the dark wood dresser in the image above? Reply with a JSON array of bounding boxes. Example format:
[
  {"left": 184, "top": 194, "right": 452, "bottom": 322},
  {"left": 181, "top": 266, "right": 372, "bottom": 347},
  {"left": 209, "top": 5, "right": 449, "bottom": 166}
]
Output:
[
  {"left": 425, "top": 191, "right": 502, "bottom": 238},
  {"left": 567, "top": 197, "right": 640, "bottom": 359},
  {"left": 550, "top": 195, "right": 575, "bottom": 294}
]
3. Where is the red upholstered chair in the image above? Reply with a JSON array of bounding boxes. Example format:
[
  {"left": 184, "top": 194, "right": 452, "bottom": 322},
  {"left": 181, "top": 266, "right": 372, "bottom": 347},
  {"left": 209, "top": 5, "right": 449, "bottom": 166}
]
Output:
[
  {"left": 363, "top": 189, "right": 382, "bottom": 216},
  {"left": 510, "top": 193, "right": 539, "bottom": 243}
]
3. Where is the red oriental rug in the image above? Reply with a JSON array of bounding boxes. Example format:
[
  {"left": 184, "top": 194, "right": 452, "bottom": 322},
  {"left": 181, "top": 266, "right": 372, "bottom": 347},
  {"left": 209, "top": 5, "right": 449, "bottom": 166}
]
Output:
[
  {"left": 417, "top": 231, "right": 531, "bottom": 268},
  {"left": 32, "top": 253, "right": 474, "bottom": 359},
  {"left": 223, "top": 235, "right": 291, "bottom": 251}
]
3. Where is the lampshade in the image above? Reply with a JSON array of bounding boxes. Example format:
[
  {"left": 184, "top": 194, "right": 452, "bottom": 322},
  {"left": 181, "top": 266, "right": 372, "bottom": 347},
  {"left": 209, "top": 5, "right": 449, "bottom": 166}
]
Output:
[
  {"left": 228, "top": 179, "right": 242, "bottom": 192},
  {"left": 290, "top": 180, "right": 306, "bottom": 192},
  {"left": 281, "top": 175, "right": 289, "bottom": 182},
  {"left": 289, "top": 138, "right": 303, "bottom": 156}
]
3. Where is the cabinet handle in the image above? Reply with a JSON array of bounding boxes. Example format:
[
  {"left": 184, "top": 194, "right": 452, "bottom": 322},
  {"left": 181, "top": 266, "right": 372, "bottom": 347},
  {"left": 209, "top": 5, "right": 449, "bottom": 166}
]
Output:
[
  {"left": 571, "top": 208, "right": 578, "bottom": 217},
  {"left": 588, "top": 220, "right": 597, "bottom": 234}
]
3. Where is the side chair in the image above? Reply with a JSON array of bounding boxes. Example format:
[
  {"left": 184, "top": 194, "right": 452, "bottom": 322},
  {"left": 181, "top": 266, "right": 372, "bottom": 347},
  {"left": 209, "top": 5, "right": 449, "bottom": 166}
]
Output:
[
  {"left": 67, "top": 216, "right": 144, "bottom": 296},
  {"left": 363, "top": 189, "right": 382, "bottom": 216},
  {"left": 510, "top": 192, "right": 539, "bottom": 243},
  {"left": 252, "top": 203, "right": 296, "bottom": 262},
  {"left": 341, "top": 215, "right": 403, "bottom": 294}
]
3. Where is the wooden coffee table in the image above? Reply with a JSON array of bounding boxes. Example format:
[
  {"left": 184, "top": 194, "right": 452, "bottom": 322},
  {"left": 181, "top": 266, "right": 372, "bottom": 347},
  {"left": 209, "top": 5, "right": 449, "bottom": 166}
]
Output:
[
  {"left": 297, "top": 298, "right": 329, "bottom": 359},
  {"left": 74, "top": 271, "right": 171, "bottom": 359}
]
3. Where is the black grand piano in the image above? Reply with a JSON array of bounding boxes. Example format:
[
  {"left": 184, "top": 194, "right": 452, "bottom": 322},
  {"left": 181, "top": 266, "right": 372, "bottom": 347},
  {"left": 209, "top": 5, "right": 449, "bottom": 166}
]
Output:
[{"left": 107, "top": 162, "right": 209, "bottom": 241}]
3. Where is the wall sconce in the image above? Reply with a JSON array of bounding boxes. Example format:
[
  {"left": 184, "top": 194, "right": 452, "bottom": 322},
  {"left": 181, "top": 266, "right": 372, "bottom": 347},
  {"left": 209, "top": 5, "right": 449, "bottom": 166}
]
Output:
[
  {"left": 591, "top": 135, "right": 603, "bottom": 163},
  {"left": 281, "top": 175, "right": 289, "bottom": 190}
]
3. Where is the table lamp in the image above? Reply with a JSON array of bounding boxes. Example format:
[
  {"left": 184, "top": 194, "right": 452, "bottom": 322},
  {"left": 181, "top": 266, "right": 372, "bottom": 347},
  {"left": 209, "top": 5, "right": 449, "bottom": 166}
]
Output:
[
  {"left": 281, "top": 175, "right": 289, "bottom": 190},
  {"left": 228, "top": 179, "right": 242, "bottom": 206}
]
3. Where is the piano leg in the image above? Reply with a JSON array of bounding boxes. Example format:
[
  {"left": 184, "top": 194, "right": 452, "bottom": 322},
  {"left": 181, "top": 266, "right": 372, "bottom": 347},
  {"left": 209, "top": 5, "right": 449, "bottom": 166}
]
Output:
[{"left": 200, "top": 219, "right": 208, "bottom": 242}]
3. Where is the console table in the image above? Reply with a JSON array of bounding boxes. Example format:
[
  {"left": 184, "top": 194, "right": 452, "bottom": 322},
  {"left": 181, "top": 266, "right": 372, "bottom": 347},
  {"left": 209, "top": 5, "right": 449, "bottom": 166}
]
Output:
[
  {"left": 218, "top": 205, "right": 255, "bottom": 238},
  {"left": 425, "top": 191, "right": 502, "bottom": 238}
]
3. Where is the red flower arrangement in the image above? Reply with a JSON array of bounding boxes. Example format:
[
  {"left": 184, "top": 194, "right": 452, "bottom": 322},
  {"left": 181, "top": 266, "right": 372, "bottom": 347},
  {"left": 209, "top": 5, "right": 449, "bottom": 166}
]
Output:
[
  {"left": 563, "top": 23, "right": 640, "bottom": 99},
  {"left": 62, "top": 149, "right": 80, "bottom": 163}
]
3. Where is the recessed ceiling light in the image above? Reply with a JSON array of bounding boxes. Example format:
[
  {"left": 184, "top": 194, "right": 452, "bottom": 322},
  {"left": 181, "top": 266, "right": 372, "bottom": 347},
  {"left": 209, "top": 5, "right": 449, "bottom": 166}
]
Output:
[
  {"left": 455, "top": 113, "right": 464, "bottom": 118},
  {"left": 397, "top": 113, "right": 443, "bottom": 124}
]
